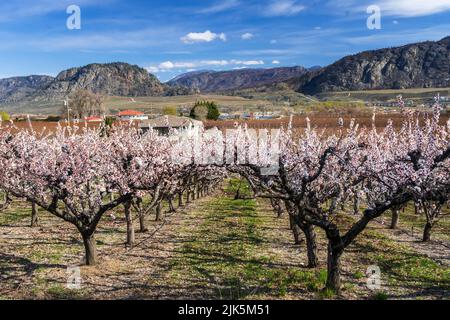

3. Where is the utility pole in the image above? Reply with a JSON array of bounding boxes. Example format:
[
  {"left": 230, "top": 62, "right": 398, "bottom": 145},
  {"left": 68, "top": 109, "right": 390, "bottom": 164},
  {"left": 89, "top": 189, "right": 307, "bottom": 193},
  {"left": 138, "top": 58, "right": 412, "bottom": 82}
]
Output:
[{"left": 64, "top": 99, "right": 70, "bottom": 124}]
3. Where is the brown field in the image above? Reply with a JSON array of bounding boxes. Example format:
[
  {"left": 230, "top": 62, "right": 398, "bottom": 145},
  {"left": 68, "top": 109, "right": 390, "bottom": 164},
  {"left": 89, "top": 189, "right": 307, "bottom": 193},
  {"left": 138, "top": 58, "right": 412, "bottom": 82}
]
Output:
[
  {"left": 1, "top": 112, "right": 448, "bottom": 135},
  {"left": 206, "top": 112, "right": 449, "bottom": 130}
]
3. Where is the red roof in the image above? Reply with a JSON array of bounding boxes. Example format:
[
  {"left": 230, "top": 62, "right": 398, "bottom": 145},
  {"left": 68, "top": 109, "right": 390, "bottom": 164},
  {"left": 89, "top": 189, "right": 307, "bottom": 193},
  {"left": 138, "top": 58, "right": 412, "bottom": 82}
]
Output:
[
  {"left": 84, "top": 116, "right": 103, "bottom": 122},
  {"left": 118, "top": 110, "right": 145, "bottom": 116}
]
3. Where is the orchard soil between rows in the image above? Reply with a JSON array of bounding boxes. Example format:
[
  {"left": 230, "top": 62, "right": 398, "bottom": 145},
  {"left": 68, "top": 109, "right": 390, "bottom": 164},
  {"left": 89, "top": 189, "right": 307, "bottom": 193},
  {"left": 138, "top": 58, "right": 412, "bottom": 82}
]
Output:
[{"left": 0, "top": 184, "right": 448, "bottom": 300}]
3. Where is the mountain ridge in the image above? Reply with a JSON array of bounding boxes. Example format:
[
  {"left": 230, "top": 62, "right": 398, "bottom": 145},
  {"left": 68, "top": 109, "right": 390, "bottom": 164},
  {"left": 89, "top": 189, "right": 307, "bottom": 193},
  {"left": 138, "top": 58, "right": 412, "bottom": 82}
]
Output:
[
  {"left": 167, "top": 66, "right": 310, "bottom": 93},
  {"left": 1, "top": 36, "right": 449, "bottom": 111},
  {"left": 294, "top": 36, "right": 450, "bottom": 94}
]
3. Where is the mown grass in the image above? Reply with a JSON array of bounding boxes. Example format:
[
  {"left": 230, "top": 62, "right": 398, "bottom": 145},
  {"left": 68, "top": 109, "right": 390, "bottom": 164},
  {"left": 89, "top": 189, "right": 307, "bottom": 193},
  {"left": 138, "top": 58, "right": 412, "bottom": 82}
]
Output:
[
  {"left": 395, "top": 204, "right": 450, "bottom": 242},
  {"left": 1, "top": 180, "right": 448, "bottom": 300},
  {"left": 0, "top": 205, "right": 30, "bottom": 225},
  {"left": 349, "top": 224, "right": 450, "bottom": 298},
  {"left": 165, "top": 179, "right": 329, "bottom": 299}
]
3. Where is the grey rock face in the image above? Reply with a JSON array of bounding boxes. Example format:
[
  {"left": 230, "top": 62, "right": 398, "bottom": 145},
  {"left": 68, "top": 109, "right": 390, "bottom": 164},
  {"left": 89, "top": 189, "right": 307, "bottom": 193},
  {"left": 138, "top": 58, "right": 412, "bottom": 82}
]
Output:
[
  {"left": 297, "top": 36, "right": 450, "bottom": 94},
  {"left": 0, "top": 75, "right": 54, "bottom": 103},
  {"left": 41, "top": 62, "right": 165, "bottom": 98}
]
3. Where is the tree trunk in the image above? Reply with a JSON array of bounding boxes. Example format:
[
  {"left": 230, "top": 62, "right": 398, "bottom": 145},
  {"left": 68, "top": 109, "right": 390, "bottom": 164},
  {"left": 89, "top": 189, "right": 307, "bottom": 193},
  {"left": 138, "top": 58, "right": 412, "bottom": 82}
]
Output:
[
  {"left": 178, "top": 192, "right": 184, "bottom": 207},
  {"left": 168, "top": 198, "right": 175, "bottom": 213},
  {"left": 414, "top": 202, "right": 421, "bottom": 215},
  {"left": 390, "top": 208, "right": 399, "bottom": 229},
  {"left": 353, "top": 195, "right": 360, "bottom": 215},
  {"left": 124, "top": 201, "right": 135, "bottom": 248},
  {"left": 292, "top": 224, "right": 302, "bottom": 245},
  {"left": 186, "top": 191, "right": 191, "bottom": 204},
  {"left": 82, "top": 233, "right": 98, "bottom": 266},
  {"left": 135, "top": 198, "right": 147, "bottom": 233},
  {"left": 155, "top": 202, "right": 162, "bottom": 221},
  {"left": 326, "top": 241, "right": 342, "bottom": 294},
  {"left": 423, "top": 222, "right": 433, "bottom": 242},
  {"left": 139, "top": 214, "right": 148, "bottom": 233},
  {"left": 31, "top": 202, "right": 39, "bottom": 227},
  {"left": 271, "top": 198, "right": 284, "bottom": 218},
  {"left": 302, "top": 224, "right": 318, "bottom": 268}
]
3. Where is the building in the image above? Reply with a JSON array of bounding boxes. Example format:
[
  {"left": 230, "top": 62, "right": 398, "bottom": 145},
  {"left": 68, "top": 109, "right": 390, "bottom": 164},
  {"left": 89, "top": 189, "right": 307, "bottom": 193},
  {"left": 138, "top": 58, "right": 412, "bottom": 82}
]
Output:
[
  {"left": 117, "top": 110, "right": 149, "bottom": 121},
  {"left": 139, "top": 115, "right": 203, "bottom": 135},
  {"left": 84, "top": 116, "right": 103, "bottom": 123}
]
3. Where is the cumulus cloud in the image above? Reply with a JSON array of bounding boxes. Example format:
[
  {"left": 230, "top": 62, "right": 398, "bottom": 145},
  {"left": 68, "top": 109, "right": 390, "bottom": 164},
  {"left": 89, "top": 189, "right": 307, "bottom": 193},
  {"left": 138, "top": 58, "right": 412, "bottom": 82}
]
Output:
[
  {"left": 272, "top": 60, "right": 281, "bottom": 64},
  {"left": 265, "top": 0, "right": 305, "bottom": 16},
  {"left": 181, "top": 30, "right": 227, "bottom": 44},
  {"left": 241, "top": 32, "right": 254, "bottom": 40},
  {"left": 147, "top": 61, "right": 197, "bottom": 73}
]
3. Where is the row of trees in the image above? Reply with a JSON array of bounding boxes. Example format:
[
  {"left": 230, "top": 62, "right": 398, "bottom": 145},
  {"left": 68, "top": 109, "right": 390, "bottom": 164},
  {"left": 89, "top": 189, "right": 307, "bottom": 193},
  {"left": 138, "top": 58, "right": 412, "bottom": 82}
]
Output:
[
  {"left": 0, "top": 100, "right": 448, "bottom": 293},
  {"left": 0, "top": 123, "right": 224, "bottom": 265},
  {"left": 225, "top": 105, "right": 449, "bottom": 292}
]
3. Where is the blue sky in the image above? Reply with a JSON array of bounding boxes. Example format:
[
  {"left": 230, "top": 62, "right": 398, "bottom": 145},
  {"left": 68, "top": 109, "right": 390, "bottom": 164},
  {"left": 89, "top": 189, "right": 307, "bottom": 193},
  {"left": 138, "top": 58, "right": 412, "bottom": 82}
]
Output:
[{"left": 0, "top": 0, "right": 449, "bottom": 82}]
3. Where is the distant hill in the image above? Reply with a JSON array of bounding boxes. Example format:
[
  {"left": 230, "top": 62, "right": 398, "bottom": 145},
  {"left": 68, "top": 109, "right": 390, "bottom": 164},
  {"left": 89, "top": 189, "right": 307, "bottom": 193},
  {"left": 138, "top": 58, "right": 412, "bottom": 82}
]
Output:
[
  {"left": 294, "top": 36, "right": 450, "bottom": 95},
  {"left": 0, "top": 75, "right": 54, "bottom": 104},
  {"left": 37, "top": 62, "right": 166, "bottom": 99},
  {"left": 0, "top": 63, "right": 191, "bottom": 112},
  {"left": 167, "top": 67, "right": 309, "bottom": 93}
]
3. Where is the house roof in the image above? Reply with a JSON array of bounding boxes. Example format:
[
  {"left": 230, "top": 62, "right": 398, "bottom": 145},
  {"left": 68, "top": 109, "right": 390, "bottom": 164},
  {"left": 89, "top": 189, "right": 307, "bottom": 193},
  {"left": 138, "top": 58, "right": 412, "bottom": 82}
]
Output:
[
  {"left": 117, "top": 110, "right": 145, "bottom": 116},
  {"left": 140, "top": 115, "right": 203, "bottom": 129},
  {"left": 85, "top": 116, "right": 103, "bottom": 122}
]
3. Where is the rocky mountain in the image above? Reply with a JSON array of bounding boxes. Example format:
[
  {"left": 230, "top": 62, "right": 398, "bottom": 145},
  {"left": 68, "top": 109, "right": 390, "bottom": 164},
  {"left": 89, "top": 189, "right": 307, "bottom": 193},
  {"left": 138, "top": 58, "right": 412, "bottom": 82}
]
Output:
[
  {"left": 167, "top": 66, "right": 309, "bottom": 93},
  {"left": 38, "top": 62, "right": 166, "bottom": 99},
  {"left": 295, "top": 36, "right": 450, "bottom": 95},
  {"left": 2, "top": 36, "right": 449, "bottom": 110},
  {"left": 0, "top": 75, "right": 54, "bottom": 103},
  {"left": 0, "top": 63, "right": 170, "bottom": 107}
]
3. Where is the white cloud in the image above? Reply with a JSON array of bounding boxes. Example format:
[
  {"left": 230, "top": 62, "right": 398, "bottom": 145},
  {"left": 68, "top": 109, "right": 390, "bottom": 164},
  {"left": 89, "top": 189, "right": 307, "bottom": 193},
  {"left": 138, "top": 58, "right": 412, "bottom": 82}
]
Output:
[
  {"left": 198, "top": 0, "right": 240, "bottom": 14},
  {"left": 327, "top": 0, "right": 450, "bottom": 17},
  {"left": 270, "top": 39, "right": 278, "bottom": 44},
  {"left": 272, "top": 60, "right": 281, "bottom": 64},
  {"left": 147, "top": 59, "right": 265, "bottom": 73},
  {"left": 241, "top": 32, "right": 254, "bottom": 40},
  {"left": 147, "top": 66, "right": 160, "bottom": 73},
  {"left": 181, "top": 30, "right": 227, "bottom": 44},
  {"left": 265, "top": 0, "right": 306, "bottom": 16},
  {"left": 378, "top": 0, "right": 450, "bottom": 17},
  {"left": 147, "top": 61, "right": 197, "bottom": 73},
  {"left": 203, "top": 60, "right": 229, "bottom": 66},
  {"left": 233, "top": 60, "right": 264, "bottom": 65}
]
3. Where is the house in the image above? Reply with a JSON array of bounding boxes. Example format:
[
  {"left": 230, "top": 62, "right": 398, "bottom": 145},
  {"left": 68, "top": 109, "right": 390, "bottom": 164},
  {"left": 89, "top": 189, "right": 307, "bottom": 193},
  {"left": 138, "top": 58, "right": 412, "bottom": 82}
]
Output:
[
  {"left": 117, "top": 110, "right": 149, "bottom": 121},
  {"left": 139, "top": 115, "right": 203, "bottom": 135}
]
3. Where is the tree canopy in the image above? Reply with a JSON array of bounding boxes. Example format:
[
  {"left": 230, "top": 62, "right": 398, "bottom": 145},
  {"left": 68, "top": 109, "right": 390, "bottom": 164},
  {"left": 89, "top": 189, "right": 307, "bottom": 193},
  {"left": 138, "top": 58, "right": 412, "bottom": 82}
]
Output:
[{"left": 190, "top": 101, "right": 220, "bottom": 121}]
